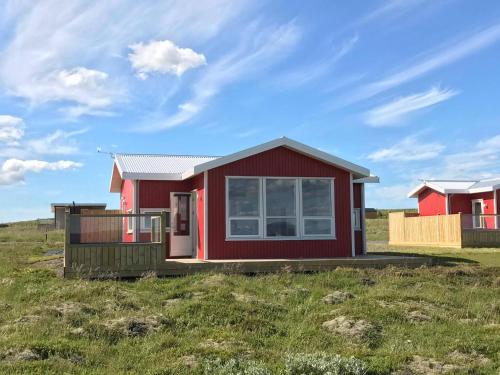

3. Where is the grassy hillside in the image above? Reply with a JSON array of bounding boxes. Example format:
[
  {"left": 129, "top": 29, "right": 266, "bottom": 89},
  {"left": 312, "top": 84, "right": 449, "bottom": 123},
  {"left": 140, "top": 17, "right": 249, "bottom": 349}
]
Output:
[{"left": 0, "top": 221, "right": 498, "bottom": 374}]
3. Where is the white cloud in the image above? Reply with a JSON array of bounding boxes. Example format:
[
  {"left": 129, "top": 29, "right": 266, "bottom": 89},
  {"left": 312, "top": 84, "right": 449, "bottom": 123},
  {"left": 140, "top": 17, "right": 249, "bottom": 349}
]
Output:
[
  {"left": 140, "top": 20, "right": 301, "bottom": 131},
  {"left": 129, "top": 40, "right": 206, "bottom": 79},
  {"left": 365, "top": 87, "right": 458, "bottom": 126},
  {"left": 0, "top": 0, "right": 253, "bottom": 117},
  {"left": 0, "top": 158, "right": 82, "bottom": 185},
  {"left": 0, "top": 115, "right": 25, "bottom": 145},
  {"left": 340, "top": 22, "right": 500, "bottom": 106},
  {"left": 368, "top": 135, "right": 445, "bottom": 162},
  {"left": 26, "top": 128, "right": 88, "bottom": 155}
]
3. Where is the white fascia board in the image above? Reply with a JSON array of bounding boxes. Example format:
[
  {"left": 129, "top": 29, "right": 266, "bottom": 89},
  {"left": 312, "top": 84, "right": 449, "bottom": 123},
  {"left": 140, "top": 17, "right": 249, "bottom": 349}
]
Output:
[
  {"left": 191, "top": 137, "right": 371, "bottom": 178},
  {"left": 407, "top": 183, "right": 426, "bottom": 198},
  {"left": 121, "top": 172, "right": 183, "bottom": 181},
  {"left": 109, "top": 163, "right": 122, "bottom": 193},
  {"left": 468, "top": 185, "right": 499, "bottom": 194},
  {"left": 354, "top": 175, "right": 379, "bottom": 183}
]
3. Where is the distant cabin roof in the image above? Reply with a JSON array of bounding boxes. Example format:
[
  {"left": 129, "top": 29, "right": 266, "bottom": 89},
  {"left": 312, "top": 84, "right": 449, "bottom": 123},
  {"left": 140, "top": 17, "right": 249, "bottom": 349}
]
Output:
[
  {"left": 51, "top": 203, "right": 106, "bottom": 212},
  {"left": 408, "top": 178, "right": 500, "bottom": 198},
  {"left": 110, "top": 137, "right": 376, "bottom": 192}
]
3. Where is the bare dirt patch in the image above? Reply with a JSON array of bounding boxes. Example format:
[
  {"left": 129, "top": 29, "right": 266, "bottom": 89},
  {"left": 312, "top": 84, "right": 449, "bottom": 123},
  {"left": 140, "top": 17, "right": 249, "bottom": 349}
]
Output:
[{"left": 395, "top": 355, "right": 460, "bottom": 374}]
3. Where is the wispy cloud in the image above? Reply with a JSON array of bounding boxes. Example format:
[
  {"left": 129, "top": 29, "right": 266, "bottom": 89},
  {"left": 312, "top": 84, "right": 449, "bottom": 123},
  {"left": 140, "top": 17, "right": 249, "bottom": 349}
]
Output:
[
  {"left": 0, "top": 0, "right": 253, "bottom": 117},
  {"left": 339, "top": 22, "right": 500, "bottom": 106},
  {"left": 368, "top": 134, "right": 445, "bottom": 162},
  {"left": 364, "top": 87, "right": 458, "bottom": 126},
  {"left": 26, "top": 128, "right": 89, "bottom": 155},
  {"left": 138, "top": 20, "right": 301, "bottom": 131},
  {"left": 0, "top": 115, "right": 25, "bottom": 145},
  {"left": 271, "top": 35, "right": 358, "bottom": 89}
]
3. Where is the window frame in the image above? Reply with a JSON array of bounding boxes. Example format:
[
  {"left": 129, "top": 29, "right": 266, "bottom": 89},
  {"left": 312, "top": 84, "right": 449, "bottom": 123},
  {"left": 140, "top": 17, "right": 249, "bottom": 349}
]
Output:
[
  {"left": 352, "top": 208, "right": 361, "bottom": 231},
  {"left": 226, "top": 177, "right": 263, "bottom": 238},
  {"left": 225, "top": 176, "right": 336, "bottom": 240},
  {"left": 264, "top": 177, "right": 299, "bottom": 239},
  {"left": 139, "top": 208, "right": 171, "bottom": 233},
  {"left": 300, "top": 178, "right": 336, "bottom": 238}
]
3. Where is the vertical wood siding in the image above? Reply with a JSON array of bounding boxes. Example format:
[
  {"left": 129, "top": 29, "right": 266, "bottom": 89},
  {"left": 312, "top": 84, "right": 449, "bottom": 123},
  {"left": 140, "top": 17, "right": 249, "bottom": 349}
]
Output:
[
  {"left": 207, "top": 146, "right": 353, "bottom": 259},
  {"left": 418, "top": 188, "right": 447, "bottom": 216},
  {"left": 353, "top": 183, "right": 363, "bottom": 256}
]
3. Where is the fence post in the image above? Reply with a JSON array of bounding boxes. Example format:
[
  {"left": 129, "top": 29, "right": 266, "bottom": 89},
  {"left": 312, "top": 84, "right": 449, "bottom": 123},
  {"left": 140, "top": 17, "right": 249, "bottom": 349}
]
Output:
[
  {"left": 159, "top": 211, "right": 167, "bottom": 266},
  {"left": 64, "top": 208, "right": 71, "bottom": 272}
]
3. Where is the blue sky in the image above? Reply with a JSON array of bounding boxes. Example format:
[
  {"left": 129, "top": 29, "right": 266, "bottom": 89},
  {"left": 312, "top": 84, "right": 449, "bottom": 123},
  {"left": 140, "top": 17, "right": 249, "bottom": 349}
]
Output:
[{"left": 1, "top": 0, "right": 500, "bottom": 222}]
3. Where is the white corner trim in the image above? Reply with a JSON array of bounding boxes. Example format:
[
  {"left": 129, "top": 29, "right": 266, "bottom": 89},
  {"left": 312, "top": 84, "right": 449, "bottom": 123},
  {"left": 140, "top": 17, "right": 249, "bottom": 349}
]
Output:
[
  {"left": 350, "top": 173, "right": 355, "bottom": 257},
  {"left": 494, "top": 189, "right": 498, "bottom": 229},
  {"left": 445, "top": 193, "right": 449, "bottom": 215},
  {"left": 361, "top": 183, "right": 367, "bottom": 255},
  {"left": 204, "top": 171, "right": 208, "bottom": 260}
]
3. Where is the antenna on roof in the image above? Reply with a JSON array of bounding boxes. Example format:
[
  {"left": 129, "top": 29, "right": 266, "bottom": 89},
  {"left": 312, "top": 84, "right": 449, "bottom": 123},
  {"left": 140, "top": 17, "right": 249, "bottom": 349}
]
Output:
[{"left": 97, "top": 147, "right": 115, "bottom": 159}]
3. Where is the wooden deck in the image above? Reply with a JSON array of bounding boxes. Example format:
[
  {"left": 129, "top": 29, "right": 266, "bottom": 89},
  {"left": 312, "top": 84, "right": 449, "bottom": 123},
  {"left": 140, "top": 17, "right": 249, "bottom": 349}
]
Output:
[{"left": 64, "top": 255, "right": 433, "bottom": 278}]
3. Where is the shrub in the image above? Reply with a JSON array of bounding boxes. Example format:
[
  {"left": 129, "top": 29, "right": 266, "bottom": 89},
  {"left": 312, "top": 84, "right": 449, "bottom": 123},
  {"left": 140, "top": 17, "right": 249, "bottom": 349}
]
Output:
[
  {"left": 285, "top": 352, "right": 367, "bottom": 375},
  {"left": 203, "top": 358, "right": 271, "bottom": 375}
]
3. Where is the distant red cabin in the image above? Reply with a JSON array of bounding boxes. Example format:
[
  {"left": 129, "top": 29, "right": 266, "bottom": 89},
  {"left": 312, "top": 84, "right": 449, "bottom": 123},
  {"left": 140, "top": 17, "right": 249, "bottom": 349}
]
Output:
[
  {"left": 109, "top": 137, "right": 378, "bottom": 260},
  {"left": 408, "top": 179, "right": 500, "bottom": 229}
]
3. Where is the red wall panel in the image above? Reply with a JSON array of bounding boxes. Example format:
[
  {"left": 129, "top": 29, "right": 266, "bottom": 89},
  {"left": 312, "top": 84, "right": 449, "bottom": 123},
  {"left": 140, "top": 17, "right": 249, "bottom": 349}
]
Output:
[
  {"left": 136, "top": 177, "right": 205, "bottom": 258},
  {"left": 207, "top": 146, "right": 354, "bottom": 259},
  {"left": 418, "top": 188, "right": 446, "bottom": 216},
  {"left": 450, "top": 191, "right": 496, "bottom": 228}
]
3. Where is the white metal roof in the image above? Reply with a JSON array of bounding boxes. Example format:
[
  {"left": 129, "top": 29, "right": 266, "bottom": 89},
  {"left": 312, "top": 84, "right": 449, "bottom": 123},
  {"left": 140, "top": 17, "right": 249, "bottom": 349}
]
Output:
[
  {"left": 408, "top": 178, "right": 500, "bottom": 198},
  {"left": 110, "top": 137, "right": 376, "bottom": 192}
]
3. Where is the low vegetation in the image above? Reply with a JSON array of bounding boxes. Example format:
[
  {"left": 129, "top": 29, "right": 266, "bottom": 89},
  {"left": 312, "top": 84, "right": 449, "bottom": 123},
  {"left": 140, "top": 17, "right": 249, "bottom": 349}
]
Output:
[{"left": 0, "top": 220, "right": 498, "bottom": 374}]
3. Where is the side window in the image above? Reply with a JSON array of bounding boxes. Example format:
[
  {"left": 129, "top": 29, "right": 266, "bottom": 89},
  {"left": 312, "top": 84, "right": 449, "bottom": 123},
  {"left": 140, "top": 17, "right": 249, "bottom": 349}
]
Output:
[{"left": 353, "top": 208, "right": 361, "bottom": 231}]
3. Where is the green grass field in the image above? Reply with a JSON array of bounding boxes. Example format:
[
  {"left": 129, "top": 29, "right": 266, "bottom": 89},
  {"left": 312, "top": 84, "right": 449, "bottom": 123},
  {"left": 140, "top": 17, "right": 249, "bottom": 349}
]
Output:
[{"left": 0, "top": 220, "right": 498, "bottom": 374}]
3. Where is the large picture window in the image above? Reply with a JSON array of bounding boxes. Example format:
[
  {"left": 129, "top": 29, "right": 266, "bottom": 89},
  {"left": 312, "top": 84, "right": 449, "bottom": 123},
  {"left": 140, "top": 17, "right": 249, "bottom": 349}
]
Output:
[
  {"left": 226, "top": 177, "right": 335, "bottom": 239},
  {"left": 227, "top": 178, "right": 261, "bottom": 237}
]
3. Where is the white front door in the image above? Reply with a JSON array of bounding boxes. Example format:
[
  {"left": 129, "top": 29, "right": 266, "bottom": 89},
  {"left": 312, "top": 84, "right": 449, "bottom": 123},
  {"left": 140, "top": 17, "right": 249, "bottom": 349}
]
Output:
[
  {"left": 170, "top": 193, "right": 193, "bottom": 257},
  {"left": 472, "top": 200, "right": 483, "bottom": 228}
]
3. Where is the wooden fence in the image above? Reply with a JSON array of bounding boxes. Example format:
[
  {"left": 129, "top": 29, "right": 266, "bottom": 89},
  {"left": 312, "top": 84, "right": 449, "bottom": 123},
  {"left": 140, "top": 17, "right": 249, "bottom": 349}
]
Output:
[
  {"left": 64, "top": 211, "right": 167, "bottom": 277},
  {"left": 389, "top": 212, "right": 462, "bottom": 248},
  {"left": 389, "top": 212, "right": 500, "bottom": 248},
  {"left": 79, "top": 209, "right": 122, "bottom": 243}
]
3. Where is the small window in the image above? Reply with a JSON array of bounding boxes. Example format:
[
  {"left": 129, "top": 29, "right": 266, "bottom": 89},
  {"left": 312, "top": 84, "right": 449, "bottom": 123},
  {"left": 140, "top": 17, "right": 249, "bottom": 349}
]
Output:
[
  {"left": 227, "top": 178, "right": 261, "bottom": 237},
  {"left": 140, "top": 209, "right": 170, "bottom": 232},
  {"left": 353, "top": 208, "right": 361, "bottom": 231},
  {"left": 127, "top": 209, "right": 134, "bottom": 233}
]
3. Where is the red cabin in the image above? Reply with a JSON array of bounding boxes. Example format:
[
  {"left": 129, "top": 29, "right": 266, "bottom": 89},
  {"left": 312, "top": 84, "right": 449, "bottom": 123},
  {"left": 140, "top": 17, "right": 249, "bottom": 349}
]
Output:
[
  {"left": 408, "top": 179, "right": 500, "bottom": 229},
  {"left": 109, "top": 137, "right": 378, "bottom": 260}
]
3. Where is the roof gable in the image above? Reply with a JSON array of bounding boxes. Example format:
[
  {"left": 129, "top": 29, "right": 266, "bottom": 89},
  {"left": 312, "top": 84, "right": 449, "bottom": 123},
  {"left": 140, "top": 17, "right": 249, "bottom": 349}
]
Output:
[
  {"left": 408, "top": 178, "right": 500, "bottom": 198},
  {"left": 185, "top": 137, "right": 370, "bottom": 179},
  {"left": 110, "top": 137, "right": 374, "bottom": 192}
]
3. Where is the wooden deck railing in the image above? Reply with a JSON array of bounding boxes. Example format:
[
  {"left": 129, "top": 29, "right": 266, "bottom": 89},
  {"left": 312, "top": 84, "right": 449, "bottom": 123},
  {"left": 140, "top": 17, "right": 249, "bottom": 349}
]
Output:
[
  {"left": 64, "top": 210, "right": 167, "bottom": 277},
  {"left": 389, "top": 212, "right": 500, "bottom": 248}
]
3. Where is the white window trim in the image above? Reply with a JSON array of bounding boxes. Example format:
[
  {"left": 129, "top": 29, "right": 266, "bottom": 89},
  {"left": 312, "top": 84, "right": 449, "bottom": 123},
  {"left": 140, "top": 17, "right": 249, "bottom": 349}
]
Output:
[
  {"left": 139, "top": 208, "right": 170, "bottom": 233},
  {"left": 353, "top": 208, "right": 361, "bottom": 231},
  {"left": 226, "top": 176, "right": 336, "bottom": 240},
  {"left": 126, "top": 209, "right": 134, "bottom": 233}
]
